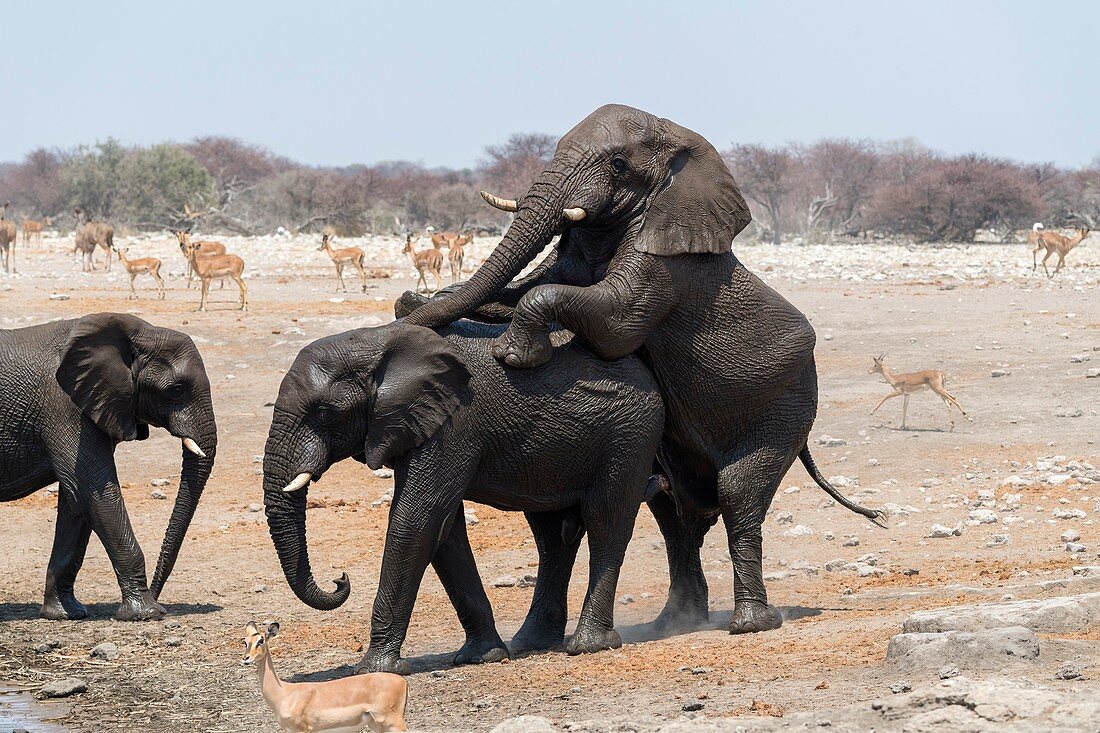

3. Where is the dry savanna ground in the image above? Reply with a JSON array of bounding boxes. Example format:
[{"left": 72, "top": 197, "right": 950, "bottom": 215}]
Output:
[{"left": 1, "top": 231, "right": 1098, "bottom": 731}]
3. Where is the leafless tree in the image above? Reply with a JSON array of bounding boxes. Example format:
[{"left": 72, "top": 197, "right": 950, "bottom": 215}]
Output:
[{"left": 724, "top": 144, "right": 798, "bottom": 244}]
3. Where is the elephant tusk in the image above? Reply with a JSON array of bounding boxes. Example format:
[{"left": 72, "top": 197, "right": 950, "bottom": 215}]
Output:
[
  {"left": 562, "top": 207, "right": 587, "bottom": 222},
  {"left": 182, "top": 438, "right": 207, "bottom": 458},
  {"left": 479, "top": 191, "right": 518, "bottom": 212},
  {"left": 282, "top": 472, "right": 312, "bottom": 493}
]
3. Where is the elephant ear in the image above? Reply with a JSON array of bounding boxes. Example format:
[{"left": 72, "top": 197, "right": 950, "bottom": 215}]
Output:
[
  {"left": 635, "top": 119, "right": 752, "bottom": 256},
  {"left": 362, "top": 323, "right": 472, "bottom": 470},
  {"left": 56, "top": 313, "right": 145, "bottom": 442}
]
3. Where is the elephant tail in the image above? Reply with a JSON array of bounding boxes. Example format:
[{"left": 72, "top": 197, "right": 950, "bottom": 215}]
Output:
[{"left": 799, "top": 446, "right": 888, "bottom": 528}]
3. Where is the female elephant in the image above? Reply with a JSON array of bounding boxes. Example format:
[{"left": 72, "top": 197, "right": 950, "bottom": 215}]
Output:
[
  {"left": 263, "top": 320, "right": 663, "bottom": 674},
  {"left": 0, "top": 313, "right": 217, "bottom": 621},
  {"left": 401, "top": 104, "right": 885, "bottom": 637}
]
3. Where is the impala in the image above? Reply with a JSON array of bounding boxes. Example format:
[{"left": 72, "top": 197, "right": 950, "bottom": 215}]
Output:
[
  {"left": 869, "top": 354, "right": 969, "bottom": 430},
  {"left": 1033, "top": 226, "right": 1091, "bottom": 277},
  {"left": 447, "top": 231, "right": 471, "bottom": 283},
  {"left": 114, "top": 246, "right": 165, "bottom": 300},
  {"left": 318, "top": 232, "right": 369, "bottom": 292},
  {"left": 21, "top": 215, "right": 48, "bottom": 246},
  {"left": 401, "top": 234, "right": 443, "bottom": 293},
  {"left": 242, "top": 622, "right": 408, "bottom": 732},
  {"left": 175, "top": 229, "right": 248, "bottom": 311},
  {"left": 0, "top": 202, "right": 15, "bottom": 274}
]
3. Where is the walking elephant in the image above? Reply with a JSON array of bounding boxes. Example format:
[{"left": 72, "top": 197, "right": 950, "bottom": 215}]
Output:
[
  {"left": 400, "top": 104, "right": 885, "bottom": 637},
  {"left": 0, "top": 313, "right": 217, "bottom": 621},
  {"left": 262, "top": 320, "right": 664, "bottom": 674}
]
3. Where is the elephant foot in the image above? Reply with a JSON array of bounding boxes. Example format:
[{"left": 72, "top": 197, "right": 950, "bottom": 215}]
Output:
[
  {"left": 453, "top": 633, "right": 509, "bottom": 666},
  {"left": 114, "top": 592, "right": 166, "bottom": 622},
  {"left": 510, "top": 619, "right": 566, "bottom": 654},
  {"left": 652, "top": 600, "right": 709, "bottom": 635},
  {"left": 41, "top": 591, "right": 88, "bottom": 621},
  {"left": 565, "top": 625, "right": 622, "bottom": 656},
  {"left": 728, "top": 601, "right": 783, "bottom": 635},
  {"left": 491, "top": 326, "right": 553, "bottom": 369},
  {"left": 356, "top": 650, "right": 411, "bottom": 676},
  {"left": 394, "top": 290, "right": 431, "bottom": 318}
]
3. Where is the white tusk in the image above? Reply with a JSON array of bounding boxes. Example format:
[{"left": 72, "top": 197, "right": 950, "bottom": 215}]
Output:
[
  {"left": 562, "top": 207, "right": 587, "bottom": 222},
  {"left": 479, "top": 191, "right": 518, "bottom": 212},
  {"left": 182, "top": 438, "right": 207, "bottom": 458},
  {"left": 282, "top": 472, "right": 312, "bottom": 493}
]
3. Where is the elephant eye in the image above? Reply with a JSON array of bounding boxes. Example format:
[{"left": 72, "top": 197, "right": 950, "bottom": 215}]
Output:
[
  {"left": 166, "top": 383, "right": 188, "bottom": 399},
  {"left": 315, "top": 405, "right": 338, "bottom": 425},
  {"left": 610, "top": 156, "right": 629, "bottom": 175}
]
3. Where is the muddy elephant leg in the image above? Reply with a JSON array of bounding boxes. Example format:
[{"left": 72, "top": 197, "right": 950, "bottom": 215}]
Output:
[
  {"left": 41, "top": 488, "right": 93, "bottom": 620},
  {"left": 511, "top": 509, "right": 585, "bottom": 653},
  {"left": 432, "top": 504, "right": 508, "bottom": 666},
  {"left": 358, "top": 465, "right": 470, "bottom": 675},
  {"left": 648, "top": 490, "right": 718, "bottom": 633},
  {"left": 719, "top": 440, "right": 804, "bottom": 635}
]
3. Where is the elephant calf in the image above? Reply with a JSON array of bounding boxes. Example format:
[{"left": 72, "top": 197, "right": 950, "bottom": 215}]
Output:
[
  {"left": 0, "top": 313, "right": 217, "bottom": 621},
  {"left": 263, "top": 320, "right": 664, "bottom": 674}
]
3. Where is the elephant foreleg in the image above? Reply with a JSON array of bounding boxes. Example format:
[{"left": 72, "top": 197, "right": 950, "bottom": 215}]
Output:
[
  {"left": 432, "top": 504, "right": 508, "bottom": 666},
  {"left": 511, "top": 509, "right": 586, "bottom": 653},
  {"left": 41, "top": 488, "right": 93, "bottom": 620}
]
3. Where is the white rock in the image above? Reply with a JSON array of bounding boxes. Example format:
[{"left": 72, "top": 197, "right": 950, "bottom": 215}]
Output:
[
  {"left": 1061, "top": 529, "right": 1082, "bottom": 543},
  {"left": 782, "top": 524, "right": 814, "bottom": 537},
  {"left": 1053, "top": 508, "right": 1087, "bottom": 520},
  {"left": 1047, "top": 474, "right": 1073, "bottom": 485},
  {"left": 372, "top": 468, "right": 394, "bottom": 479},
  {"left": 967, "top": 509, "right": 998, "bottom": 525},
  {"left": 929, "top": 523, "right": 963, "bottom": 538}
]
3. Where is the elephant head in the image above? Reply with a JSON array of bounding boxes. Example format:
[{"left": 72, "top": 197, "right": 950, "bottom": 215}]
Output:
[
  {"left": 404, "top": 104, "right": 751, "bottom": 328},
  {"left": 263, "top": 322, "right": 470, "bottom": 610},
  {"left": 55, "top": 312, "right": 217, "bottom": 598}
]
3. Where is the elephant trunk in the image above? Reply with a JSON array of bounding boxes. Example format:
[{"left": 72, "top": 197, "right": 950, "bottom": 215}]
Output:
[
  {"left": 150, "top": 424, "right": 217, "bottom": 598},
  {"left": 263, "top": 447, "right": 350, "bottom": 611},
  {"left": 404, "top": 165, "right": 569, "bottom": 329}
]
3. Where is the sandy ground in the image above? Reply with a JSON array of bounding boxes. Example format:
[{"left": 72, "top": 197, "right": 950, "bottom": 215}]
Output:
[{"left": 0, "top": 231, "right": 1098, "bottom": 731}]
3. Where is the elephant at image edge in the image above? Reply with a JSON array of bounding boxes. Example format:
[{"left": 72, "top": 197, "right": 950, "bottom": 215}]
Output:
[
  {"left": 0, "top": 313, "right": 217, "bottom": 621},
  {"left": 401, "top": 103, "right": 885, "bottom": 636},
  {"left": 262, "top": 320, "right": 664, "bottom": 674}
]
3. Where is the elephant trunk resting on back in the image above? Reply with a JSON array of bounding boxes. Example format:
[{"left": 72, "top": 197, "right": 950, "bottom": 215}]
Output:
[
  {"left": 401, "top": 103, "right": 886, "bottom": 636},
  {"left": 0, "top": 313, "right": 217, "bottom": 621},
  {"left": 262, "top": 320, "right": 664, "bottom": 674}
]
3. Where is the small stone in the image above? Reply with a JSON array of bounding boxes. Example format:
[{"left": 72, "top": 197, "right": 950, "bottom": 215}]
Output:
[
  {"left": 842, "top": 536, "right": 861, "bottom": 547},
  {"left": 150, "top": 478, "right": 170, "bottom": 487},
  {"left": 1086, "top": 368, "right": 1100, "bottom": 379},
  {"left": 825, "top": 559, "right": 847, "bottom": 572},
  {"left": 90, "top": 642, "right": 118, "bottom": 660},
  {"left": 1053, "top": 508, "right": 1087, "bottom": 519},
  {"left": 372, "top": 468, "right": 394, "bottom": 479},
  {"left": 902, "top": 568, "right": 920, "bottom": 577},
  {"left": 690, "top": 667, "right": 713, "bottom": 675},
  {"left": 490, "top": 716, "right": 555, "bottom": 733},
  {"left": 817, "top": 435, "right": 847, "bottom": 447},
  {"left": 889, "top": 681, "right": 911, "bottom": 694},
  {"left": 938, "top": 664, "right": 959, "bottom": 679},
  {"left": 164, "top": 637, "right": 183, "bottom": 647},
  {"left": 251, "top": 584, "right": 267, "bottom": 593},
  {"left": 783, "top": 524, "right": 814, "bottom": 537},
  {"left": 1069, "top": 354, "right": 1091, "bottom": 363},
  {"left": 492, "top": 576, "right": 517, "bottom": 588},
  {"left": 39, "top": 678, "right": 87, "bottom": 698},
  {"left": 1066, "top": 542, "right": 1087, "bottom": 553},
  {"left": 990, "top": 369, "right": 1010, "bottom": 378},
  {"left": 867, "top": 458, "right": 880, "bottom": 466},
  {"left": 150, "top": 489, "right": 168, "bottom": 500},
  {"left": 618, "top": 595, "right": 635, "bottom": 605},
  {"left": 968, "top": 509, "right": 998, "bottom": 524},
  {"left": 247, "top": 503, "right": 262, "bottom": 513},
  {"left": 1054, "top": 407, "right": 1084, "bottom": 418},
  {"left": 1061, "top": 529, "right": 1082, "bottom": 543},
  {"left": 682, "top": 702, "right": 705, "bottom": 712},
  {"left": 464, "top": 509, "right": 479, "bottom": 525},
  {"left": 34, "top": 640, "right": 61, "bottom": 654},
  {"left": 1055, "top": 663, "right": 1083, "bottom": 680},
  {"left": 1048, "top": 474, "right": 1073, "bottom": 486},
  {"left": 517, "top": 574, "right": 536, "bottom": 588},
  {"left": 775, "top": 511, "right": 794, "bottom": 524},
  {"left": 929, "top": 523, "right": 963, "bottom": 538},
  {"left": 987, "top": 534, "right": 1010, "bottom": 546}
]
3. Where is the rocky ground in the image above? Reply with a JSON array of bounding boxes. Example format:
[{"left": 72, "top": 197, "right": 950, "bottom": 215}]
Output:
[{"left": 0, "top": 232, "right": 1097, "bottom": 732}]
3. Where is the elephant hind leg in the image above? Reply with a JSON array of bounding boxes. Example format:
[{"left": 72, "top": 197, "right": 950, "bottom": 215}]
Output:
[
  {"left": 41, "top": 488, "right": 92, "bottom": 621},
  {"left": 511, "top": 509, "right": 585, "bottom": 654},
  {"left": 432, "top": 503, "right": 508, "bottom": 666},
  {"left": 648, "top": 489, "right": 718, "bottom": 634},
  {"left": 719, "top": 435, "right": 804, "bottom": 635}
]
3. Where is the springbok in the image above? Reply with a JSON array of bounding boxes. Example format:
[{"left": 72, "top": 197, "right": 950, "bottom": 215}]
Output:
[
  {"left": 72, "top": 208, "right": 116, "bottom": 272},
  {"left": 318, "top": 232, "right": 369, "bottom": 292},
  {"left": 447, "top": 232, "right": 471, "bottom": 283},
  {"left": 0, "top": 202, "right": 16, "bottom": 274},
  {"left": 1033, "top": 226, "right": 1091, "bottom": 277},
  {"left": 869, "top": 355, "right": 969, "bottom": 430},
  {"left": 241, "top": 622, "right": 408, "bottom": 733},
  {"left": 175, "top": 229, "right": 249, "bottom": 311},
  {"left": 21, "top": 215, "right": 48, "bottom": 246},
  {"left": 402, "top": 234, "right": 443, "bottom": 293},
  {"left": 176, "top": 233, "right": 228, "bottom": 288},
  {"left": 429, "top": 229, "right": 458, "bottom": 250},
  {"left": 114, "top": 246, "right": 165, "bottom": 300}
]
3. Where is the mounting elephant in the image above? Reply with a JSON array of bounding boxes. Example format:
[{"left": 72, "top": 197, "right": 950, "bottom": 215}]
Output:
[
  {"left": 400, "top": 104, "right": 885, "bottom": 637},
  {"left": 262, "top": 320, "right": 663, "bottom": 674},
  {"left": 0, "top": 313, "right": 217, "bottom": 621}
]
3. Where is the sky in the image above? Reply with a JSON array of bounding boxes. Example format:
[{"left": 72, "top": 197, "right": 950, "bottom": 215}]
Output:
[{"left": 2, "top": 1, "right": 1096, "bottom": 169}]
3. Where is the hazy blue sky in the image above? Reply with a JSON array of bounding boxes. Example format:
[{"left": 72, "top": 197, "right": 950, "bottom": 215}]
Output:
[{"left": 2, "top": 1, "right": 1095, "bottom": 168}]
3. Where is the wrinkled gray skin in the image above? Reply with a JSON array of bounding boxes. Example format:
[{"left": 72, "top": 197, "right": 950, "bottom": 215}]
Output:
[
  {"left": 0, "top": 313, "right": 217, "bottom": 621},
  {"left": 401, "top": 104, "right": 885, "bottom": 635},
  {"left": 263, "top": 320, "right": 663, "bottom": 674}
]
